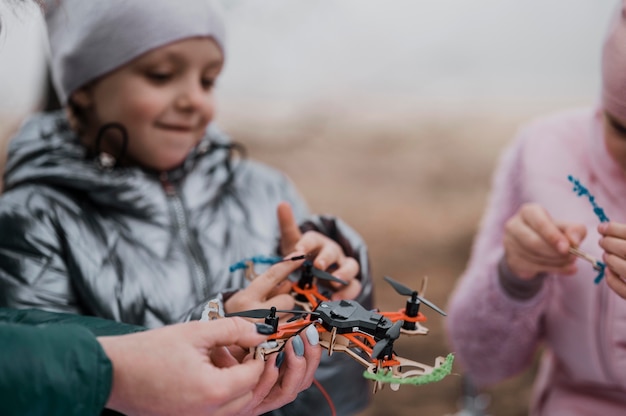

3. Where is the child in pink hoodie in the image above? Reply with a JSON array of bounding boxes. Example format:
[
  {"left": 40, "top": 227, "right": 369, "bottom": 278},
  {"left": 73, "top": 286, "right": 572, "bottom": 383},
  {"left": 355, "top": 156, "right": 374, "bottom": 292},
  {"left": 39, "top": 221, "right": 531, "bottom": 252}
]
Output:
[{"left": 446, "top": 2, "right": 626, "bottom": 415}]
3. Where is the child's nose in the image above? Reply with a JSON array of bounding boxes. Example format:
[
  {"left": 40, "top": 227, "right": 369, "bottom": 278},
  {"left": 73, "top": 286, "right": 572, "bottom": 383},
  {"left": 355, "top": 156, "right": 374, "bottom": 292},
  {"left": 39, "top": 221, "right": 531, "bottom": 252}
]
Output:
[{"left": 175, "top": 83, "right": 207, "bottom": 111}]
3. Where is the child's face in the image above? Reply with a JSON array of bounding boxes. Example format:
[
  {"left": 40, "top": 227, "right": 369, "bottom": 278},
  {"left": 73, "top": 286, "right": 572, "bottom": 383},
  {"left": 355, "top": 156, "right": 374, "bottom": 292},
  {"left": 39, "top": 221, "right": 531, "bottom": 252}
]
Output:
[
  {"left": 603, "top": 110, "right": 626, "bottom": 174},
  {"left": 75, "top": 37, "right": 224, "bottom": 171}
]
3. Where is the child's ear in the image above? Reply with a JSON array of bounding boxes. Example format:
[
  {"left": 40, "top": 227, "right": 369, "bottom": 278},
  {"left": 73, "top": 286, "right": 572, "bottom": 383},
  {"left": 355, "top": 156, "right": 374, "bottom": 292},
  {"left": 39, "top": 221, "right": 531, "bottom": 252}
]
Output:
[{"left": 69, "top": 87, "right": 93, "bottom": 109}]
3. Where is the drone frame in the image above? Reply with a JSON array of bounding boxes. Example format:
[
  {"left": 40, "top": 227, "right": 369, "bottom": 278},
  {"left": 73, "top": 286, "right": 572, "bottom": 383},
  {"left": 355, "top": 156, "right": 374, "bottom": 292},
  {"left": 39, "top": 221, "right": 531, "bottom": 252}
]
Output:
[{"left": 233, "top": 258, "right": 452, "bottom": 393}]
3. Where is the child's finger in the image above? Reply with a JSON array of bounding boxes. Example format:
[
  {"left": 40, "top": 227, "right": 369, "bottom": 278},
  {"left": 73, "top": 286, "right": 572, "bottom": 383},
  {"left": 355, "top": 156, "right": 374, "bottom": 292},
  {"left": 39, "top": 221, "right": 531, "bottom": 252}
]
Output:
[
  {"left": 246, "top": 253, "right": 305, "bottom": 296},
  {"left": 277, "top": 202, "right": 302, "bottom": 254}
]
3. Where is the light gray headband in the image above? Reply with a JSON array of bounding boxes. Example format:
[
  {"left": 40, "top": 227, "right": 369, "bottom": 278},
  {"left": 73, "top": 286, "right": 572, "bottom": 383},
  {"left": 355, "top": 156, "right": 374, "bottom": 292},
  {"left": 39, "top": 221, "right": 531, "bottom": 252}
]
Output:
[{"left": 45, "top": 0, "right": 226, "bottom": 104}]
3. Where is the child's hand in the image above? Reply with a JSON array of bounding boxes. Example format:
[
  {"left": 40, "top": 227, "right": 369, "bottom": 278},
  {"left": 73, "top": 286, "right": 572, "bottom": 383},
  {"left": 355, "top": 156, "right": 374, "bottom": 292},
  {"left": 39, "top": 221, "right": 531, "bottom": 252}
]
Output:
[
  {"left": 277, "top": 202, "right": 362, "bottom": 300},
  {"left": 598, "top": 222, "right": 626, "bottom": 299},
  {"left": 503, "top": 203, "right": 586, "bottom": 280},
  {"left": 224, "top": 253, "right": 305, "bottom": 314}
]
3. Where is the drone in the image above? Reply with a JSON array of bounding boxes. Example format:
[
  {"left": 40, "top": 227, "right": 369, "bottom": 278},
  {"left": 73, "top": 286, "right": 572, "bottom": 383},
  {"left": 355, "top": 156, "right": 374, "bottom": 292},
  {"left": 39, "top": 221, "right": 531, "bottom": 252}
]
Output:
[{"left": 224, "top": 255, "right": 454, "bottom": 394}]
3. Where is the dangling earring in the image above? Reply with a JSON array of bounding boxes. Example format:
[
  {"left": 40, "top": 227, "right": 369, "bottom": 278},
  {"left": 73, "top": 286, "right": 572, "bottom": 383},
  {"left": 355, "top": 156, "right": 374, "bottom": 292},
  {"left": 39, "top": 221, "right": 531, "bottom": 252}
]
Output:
[
  {"left": 98, "top": 152, "right": 116, "bottom": 169},
  {"left": 94, "top": 123, "right": 129, "bottom": 169}
]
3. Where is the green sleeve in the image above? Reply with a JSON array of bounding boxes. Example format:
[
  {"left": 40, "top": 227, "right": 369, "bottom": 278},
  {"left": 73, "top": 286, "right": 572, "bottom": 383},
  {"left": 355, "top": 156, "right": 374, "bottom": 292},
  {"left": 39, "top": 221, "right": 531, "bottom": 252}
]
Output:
[
  {"left": 0, "top": 322, "right": 112, "bottom": 416},
  {"left": 0, "top": 308, "right": 146, "bottom": 336}
]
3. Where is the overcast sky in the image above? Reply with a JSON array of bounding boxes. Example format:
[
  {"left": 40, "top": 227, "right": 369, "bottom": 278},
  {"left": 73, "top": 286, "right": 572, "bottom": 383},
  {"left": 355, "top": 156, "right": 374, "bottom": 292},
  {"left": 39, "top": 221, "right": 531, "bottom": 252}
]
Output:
[{"left": 0, "top": 0, "right": 618, "bottom": 117}]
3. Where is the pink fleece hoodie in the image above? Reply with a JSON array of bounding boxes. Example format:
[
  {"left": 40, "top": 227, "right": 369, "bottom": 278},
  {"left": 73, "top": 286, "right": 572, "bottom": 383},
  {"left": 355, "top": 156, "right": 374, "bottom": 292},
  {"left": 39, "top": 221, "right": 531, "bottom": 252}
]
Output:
[
  {"left": 447, "top": 2, "right": 626, "bottom": 413},
  {"left": 446, "top": 106, "right": 626, "bottom": 415}
]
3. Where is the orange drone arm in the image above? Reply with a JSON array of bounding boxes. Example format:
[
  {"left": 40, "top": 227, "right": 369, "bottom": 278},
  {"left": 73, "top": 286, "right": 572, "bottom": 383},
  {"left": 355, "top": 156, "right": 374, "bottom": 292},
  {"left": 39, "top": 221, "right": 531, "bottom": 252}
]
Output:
[
  {"left": 380, "top": 309, "right": 427, "bottom": 323},
  {"left": 342, "top": 332, "right": 374, "bottom": 353},
  {"left": 291, "top": 282, "right": 329, "bottom": 308},
  {"left": 379, "top": 357, "right": 402, "bottom": 367},
  {"left": 342, "top": 333, "right": 401, "bottom": 367},
  {"left": 268, "top": 319, "right": 325, "bottom": 341}
]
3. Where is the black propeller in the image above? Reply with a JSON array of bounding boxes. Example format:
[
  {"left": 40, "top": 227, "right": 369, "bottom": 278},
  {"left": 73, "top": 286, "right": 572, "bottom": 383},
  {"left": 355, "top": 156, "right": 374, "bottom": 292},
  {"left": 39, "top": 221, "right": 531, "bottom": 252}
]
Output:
[
  {"left": 371, "top": 320, "right": 403, "bottom": 359},
  {"left": 311, "top": 266, "right": 348, "bottom": 285},
  {"left": 383, "top": 275, "right": 447, "bottom": 317},
  {"left": 297, "top": 260, "right": 348, "bottom": 291},
  {"left": 280, "top": 254, "right": 308, "bottom": 263},
  {"left": 302, "top": 260, "right": 348, "bottom": 285},
  {"left": 225, "top": 308, "right": 320, "bottom": 319},
  {"left": 226, "top": 306, "right": 319, "bottom": 333}
]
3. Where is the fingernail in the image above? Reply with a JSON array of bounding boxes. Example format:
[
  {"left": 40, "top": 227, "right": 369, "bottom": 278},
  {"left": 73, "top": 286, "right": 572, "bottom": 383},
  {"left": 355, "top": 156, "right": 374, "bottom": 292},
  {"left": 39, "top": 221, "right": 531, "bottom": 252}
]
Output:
[
  {"left": 293, "top": 335, "right": 305, "bottom": 357},
  {"left": 317, "top": 260, "right": 326, "bottom": 270},
  {"left": 275, "top": 351, "right": 285, "bottom": 368},
  {"left": 557, "top": 240, "right": 569, "bottom": 253},
  {"left": 305, "top": 324, "right": 319, "bottom": 346},
  {"left": 598, "top": 223, "right": 608, "bottom": 233},
  {"left": 255, "top": 323, "right": 275, "bottom": 335}
]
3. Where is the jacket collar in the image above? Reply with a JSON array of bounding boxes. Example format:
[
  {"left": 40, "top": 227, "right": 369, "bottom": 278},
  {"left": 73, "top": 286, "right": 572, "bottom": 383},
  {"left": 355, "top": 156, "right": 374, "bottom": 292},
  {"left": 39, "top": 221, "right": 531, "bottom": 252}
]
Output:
[{"left": 4, "top": 111, "right": 236, "bottom": 220}]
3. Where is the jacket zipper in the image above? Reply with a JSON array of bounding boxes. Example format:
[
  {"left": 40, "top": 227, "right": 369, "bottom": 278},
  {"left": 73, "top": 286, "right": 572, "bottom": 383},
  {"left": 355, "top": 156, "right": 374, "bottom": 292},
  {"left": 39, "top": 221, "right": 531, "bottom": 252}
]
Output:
[{"left": 161, "top": 176, "right": 209, "bottom": 300}]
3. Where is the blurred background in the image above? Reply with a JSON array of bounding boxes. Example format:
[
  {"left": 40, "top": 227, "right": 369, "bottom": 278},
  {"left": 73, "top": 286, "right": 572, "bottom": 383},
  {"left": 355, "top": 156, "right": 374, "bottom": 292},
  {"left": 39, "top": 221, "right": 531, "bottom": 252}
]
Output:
[{"left": 0, "top": 1, "right": 618, "bottom": 415}]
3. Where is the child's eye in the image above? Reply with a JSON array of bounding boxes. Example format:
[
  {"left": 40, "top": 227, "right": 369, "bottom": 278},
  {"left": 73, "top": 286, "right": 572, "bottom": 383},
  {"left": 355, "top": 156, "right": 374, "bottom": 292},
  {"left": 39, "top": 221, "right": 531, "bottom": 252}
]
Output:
[
  {"left": 146, "top": 72, "right": 172, "bottom": 83},
  {"left": 609, "top": 117, "right": 626, "bottom": 137},
  {"left": 201, "top": 78, "right": 215, "bottom": 90}
]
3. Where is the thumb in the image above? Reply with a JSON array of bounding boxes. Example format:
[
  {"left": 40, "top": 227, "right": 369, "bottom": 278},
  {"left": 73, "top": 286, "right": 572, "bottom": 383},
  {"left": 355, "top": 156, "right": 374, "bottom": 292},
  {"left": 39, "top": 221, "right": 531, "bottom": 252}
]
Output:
[
  {"left": 560, "top": 222, "right": 587, "bottom": 247},
  {"left": 197, "top": 317, "right": 267, "bottom": 350},
  {"left": 277, "top": 201, "right": 302, "bottom": 254}
]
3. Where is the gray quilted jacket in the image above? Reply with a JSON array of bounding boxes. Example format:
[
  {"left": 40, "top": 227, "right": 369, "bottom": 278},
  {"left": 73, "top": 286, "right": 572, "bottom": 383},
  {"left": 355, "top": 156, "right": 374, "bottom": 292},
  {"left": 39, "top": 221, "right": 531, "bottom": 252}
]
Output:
[{"left": 0, "top": 111, "right": 373, "bottom": 415}]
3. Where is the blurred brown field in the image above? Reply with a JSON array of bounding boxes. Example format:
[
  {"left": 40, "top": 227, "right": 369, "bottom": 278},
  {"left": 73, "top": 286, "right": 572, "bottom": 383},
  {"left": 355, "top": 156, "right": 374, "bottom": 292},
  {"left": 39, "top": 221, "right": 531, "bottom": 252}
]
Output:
[{"left": 217, "top": 101, "right": 560, "bottom": 416}]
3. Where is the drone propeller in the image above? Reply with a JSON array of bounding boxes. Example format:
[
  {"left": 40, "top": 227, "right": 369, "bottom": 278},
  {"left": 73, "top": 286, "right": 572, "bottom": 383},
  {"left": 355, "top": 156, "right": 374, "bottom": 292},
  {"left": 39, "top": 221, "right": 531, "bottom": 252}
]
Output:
[
  {"left": 298, "top": 260, "right": 348, "bottom": 289},
  {"left": 311, "top": 265, "right": 348, "bottom": 285},
  {"left": 225, "top": 308, "right": 320, "bottom": 319},
  {"left": 371, "top": 320, "right": 403, "bottom": 359},
  {"left": 383, "top": 275, "right": 447, "bottom": 316},
  {"left": 226, "top": 306, "right": 320, "bottom": 333}
]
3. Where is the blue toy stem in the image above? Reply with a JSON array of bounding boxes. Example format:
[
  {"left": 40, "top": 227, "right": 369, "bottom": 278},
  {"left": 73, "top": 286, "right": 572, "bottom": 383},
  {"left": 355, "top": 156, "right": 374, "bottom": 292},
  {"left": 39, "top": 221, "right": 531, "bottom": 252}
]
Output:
[
  {"left": 594, "top": 263, "right": 606, "bottom": 285},
  {"left": 229, "top": 255, "right": 283, "bottom": 272},
  {"left": 567, "top": 175, "right": 608, "bottom": 284}
]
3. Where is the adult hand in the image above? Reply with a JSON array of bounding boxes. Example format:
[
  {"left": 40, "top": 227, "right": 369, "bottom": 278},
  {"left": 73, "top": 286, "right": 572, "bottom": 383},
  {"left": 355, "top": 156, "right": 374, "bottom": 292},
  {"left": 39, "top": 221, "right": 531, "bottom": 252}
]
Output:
[
  {"left": 99, "top": 318, "right": 269, "bottom": 416},
  {"left": 598, "top": 221, "right": 626, "bottom": 299},
  {"left": 228, "top": 324, "right": 322, "bottom": 415},
  {"left": 503, "top": 203, "right": 586, "bottom": 280},
  {"left": 277, "top": 201, "right": 361, "bottom": 300}
]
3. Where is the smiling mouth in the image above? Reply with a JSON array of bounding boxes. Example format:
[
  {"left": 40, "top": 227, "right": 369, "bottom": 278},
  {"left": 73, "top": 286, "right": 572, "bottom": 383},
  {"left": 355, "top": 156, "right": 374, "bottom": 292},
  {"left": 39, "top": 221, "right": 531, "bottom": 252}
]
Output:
[{"left": 156, "top": 124, "right": 195, "bottom": 132}]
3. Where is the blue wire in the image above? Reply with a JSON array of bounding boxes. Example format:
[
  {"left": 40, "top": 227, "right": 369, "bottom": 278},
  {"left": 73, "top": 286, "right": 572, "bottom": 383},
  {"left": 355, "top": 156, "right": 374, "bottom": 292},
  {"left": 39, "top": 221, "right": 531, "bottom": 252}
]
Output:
[
  {"left": 567, "top": 175, "right": 608, "bottom": 284},
  {"left": 229, "top": 255, "right": 283, "bottom": 272}
]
